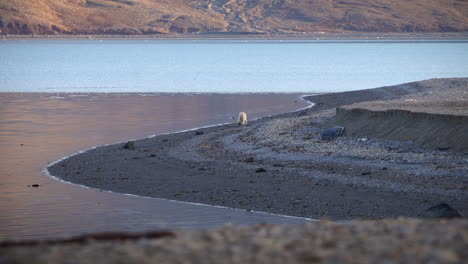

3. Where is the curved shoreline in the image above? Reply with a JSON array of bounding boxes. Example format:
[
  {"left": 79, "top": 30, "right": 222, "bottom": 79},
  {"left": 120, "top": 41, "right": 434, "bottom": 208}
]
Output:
[
  {"left": 44, "top": 94, "right": 317, "bottom": 221},
  {"left": 48, "top": 78, "right": 468, "bottom": 220}
]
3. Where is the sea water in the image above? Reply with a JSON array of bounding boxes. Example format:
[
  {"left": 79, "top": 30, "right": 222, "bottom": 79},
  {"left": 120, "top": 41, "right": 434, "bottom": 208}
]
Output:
[{"left": 1, "top": 39, "right": 467, "bottom": 93}]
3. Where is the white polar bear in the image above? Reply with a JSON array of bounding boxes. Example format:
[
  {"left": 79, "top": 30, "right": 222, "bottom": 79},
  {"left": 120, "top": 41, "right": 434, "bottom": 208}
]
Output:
[{"left": 238, "top": 112, "right": 248, "bottom": 125}]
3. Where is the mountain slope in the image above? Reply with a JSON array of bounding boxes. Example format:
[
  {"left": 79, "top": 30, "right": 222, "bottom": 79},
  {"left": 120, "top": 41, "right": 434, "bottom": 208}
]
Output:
[{"left": 1, "top": 0, "right": 467, "bottom": 35}]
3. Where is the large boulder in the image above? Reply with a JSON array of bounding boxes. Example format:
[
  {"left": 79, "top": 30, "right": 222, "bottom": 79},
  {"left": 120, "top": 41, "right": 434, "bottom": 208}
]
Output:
[
  {"left": 321, "top": 126, "right": 345, "bottom": 140},
  {"left": 420, "top": 203, "right": 462, "bottom": 219}
]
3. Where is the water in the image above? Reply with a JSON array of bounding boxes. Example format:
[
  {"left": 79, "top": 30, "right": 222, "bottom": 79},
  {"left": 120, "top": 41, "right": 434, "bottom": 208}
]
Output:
[
  {"left": 0, "top": 93, "right": 311, "bottom": 240},
  {"left": 1, "top": 40, "right": 467, "bottom": 93}
]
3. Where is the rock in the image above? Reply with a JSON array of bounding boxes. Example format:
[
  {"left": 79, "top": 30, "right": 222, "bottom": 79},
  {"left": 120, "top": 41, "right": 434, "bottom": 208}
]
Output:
[
  {"left": 421, "top": 203, "right": 462, "bottom": 218},
  {"left": 255, "top": 168, "right": 267, "bottom": 173},
  {"left": 123, "top": 141, "right": 135, "bottom": 150},
  {"left": 321, "top": 126, "right": 345, "bottom": 140},
  {"left": 273, "top": 164, "right": 285, "bottom": 167},
  {"left": 31, "top": 184, "right": 39, "bottom": 187},
  {"left": 195, "top": 131, "right": 204, "bottom": 135},
  {"left": 149, "top": 154, "right": 156, "bottom": 157},
  {"left": 244, "top": 157, "right": 255, "bottom": 163},
  {"left": 436, "top": 145, "right": 450, "bottom": 151},
  {"left": 361, "top": 172, "right": 372, "bottom": 175}
]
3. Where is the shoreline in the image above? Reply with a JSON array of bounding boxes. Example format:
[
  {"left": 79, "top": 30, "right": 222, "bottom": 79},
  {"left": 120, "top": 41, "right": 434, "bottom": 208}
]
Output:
[
  {"left": 3, "top": 32, "right": 468, "bottom": 41},
  {"left": 42, "top": 94, "right": 317, "bottom": 223},
  {"left": 48, "top": 78, "right": 468, "bottom": 220},
  {"left": 3, "top": 79, "right": 467, "bottom": 262}
]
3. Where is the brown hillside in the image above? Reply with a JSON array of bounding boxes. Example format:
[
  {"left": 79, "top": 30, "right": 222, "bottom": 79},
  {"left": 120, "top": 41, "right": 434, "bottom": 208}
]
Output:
[{"left": 1, "top": 0, "right": 467, "bottom": 35}]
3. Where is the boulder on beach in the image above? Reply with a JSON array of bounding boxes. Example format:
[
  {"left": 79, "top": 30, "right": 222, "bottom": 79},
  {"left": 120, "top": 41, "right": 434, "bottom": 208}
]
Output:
[
  {"left": 321, "top": 126, "right": 345, "bottom": 140},
  {"left": 421, "top": 203, "right": 462, "bottom": 219}
]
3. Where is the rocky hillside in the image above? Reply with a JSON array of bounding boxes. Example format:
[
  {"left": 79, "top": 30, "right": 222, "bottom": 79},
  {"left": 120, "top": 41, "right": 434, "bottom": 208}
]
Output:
[{"left": 1, "top": 0, "right": 468, "bottom": 35}]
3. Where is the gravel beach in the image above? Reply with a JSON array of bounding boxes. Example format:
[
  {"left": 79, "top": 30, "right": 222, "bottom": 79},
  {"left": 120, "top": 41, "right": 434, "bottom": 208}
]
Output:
[
  {"left": 48, "top": 78, "right": 468, "bottom": 220},
  {"left": 3, "top": 78, "right": 467, "bottom": 263},
  {"left": 2, "top": 218, "right": 468, "bottom": 264}
]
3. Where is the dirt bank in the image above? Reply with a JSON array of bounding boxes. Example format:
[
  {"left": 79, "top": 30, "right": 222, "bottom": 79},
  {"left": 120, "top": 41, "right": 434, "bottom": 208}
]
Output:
[{"left": 328, "top": 79, "right": 468, "bottom": 152}]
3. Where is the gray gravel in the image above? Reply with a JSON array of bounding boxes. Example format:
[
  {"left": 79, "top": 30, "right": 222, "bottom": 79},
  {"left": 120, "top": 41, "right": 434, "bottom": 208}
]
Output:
[
  {"left": 2, "top": 218, "right": 467, "bottom": 264},
  {"left": 48, "top": 78, "right": 468, "bottom": 220}
]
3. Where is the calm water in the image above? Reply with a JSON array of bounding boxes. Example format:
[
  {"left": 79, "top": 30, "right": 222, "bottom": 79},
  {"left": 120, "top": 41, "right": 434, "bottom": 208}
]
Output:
[
  {"left": 0, "top": 93, "right": 311, "bottom": 240},
  {"left": 1, "top": 40, "right": 467, "bottom": 93}
]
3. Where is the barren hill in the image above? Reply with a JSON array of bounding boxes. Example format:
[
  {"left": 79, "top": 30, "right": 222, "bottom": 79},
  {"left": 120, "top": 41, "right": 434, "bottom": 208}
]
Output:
[{"left": 1, "top": 0, "right": 468, "bottom": 35}]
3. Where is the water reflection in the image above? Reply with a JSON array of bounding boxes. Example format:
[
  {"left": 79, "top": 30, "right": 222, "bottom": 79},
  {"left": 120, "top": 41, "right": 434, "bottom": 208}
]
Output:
[{"left": 0, "top": 93, "right": 310, "bottom": 240}]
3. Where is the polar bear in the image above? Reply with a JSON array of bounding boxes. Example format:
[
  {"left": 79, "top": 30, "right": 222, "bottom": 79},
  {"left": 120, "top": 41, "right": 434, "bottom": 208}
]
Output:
[{"left": 238, "top": 112, "right": 247, "bottom": 125}]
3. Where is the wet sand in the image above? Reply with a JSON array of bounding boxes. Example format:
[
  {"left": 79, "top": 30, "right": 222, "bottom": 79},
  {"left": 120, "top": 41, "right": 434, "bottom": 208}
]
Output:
[{"left": 48, "top": 78, "right": 468, "bottom": 220}]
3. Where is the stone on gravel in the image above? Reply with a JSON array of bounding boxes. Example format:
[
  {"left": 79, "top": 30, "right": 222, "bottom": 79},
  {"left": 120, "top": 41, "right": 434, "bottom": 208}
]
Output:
[
  {"left": 273, "top": 164, "right": 285, "bottom": 167},
  {"left": 321, "top": 126, "right": 345, "bottom": 140},
  {"left": 255, "top": 168, "right": 267, "bottom": 173},
  {"left": 437, "top": 145, "right": 450, "bottom": 151},
  {"left": 421, "top": 203, "right": 462, "bottom": 218},
  {"left": 244, "top": 157, "right": 255, "bottom": 163},
  {"left": 122, "top": 141, "right": 135, "bottom": 150}
]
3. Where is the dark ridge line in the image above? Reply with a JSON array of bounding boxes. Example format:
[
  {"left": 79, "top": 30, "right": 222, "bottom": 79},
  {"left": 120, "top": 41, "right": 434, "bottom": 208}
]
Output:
[{"left": 0, "top": 231, "right": 176, "bottom": 247}]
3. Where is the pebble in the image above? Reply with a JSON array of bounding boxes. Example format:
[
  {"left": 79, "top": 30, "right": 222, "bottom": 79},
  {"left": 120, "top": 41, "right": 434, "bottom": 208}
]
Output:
[
  {"left": 244, "top": 157, "right": 255, "bottom": 163},
  {"left": 273, "top": 164, "right": 285, "bottom": 167},
  {"left": 437, "top": 145, "right": 450, "bottom": 151},
  {"left": 122, "top": 141, "right": 135, "bottom": 150}
]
